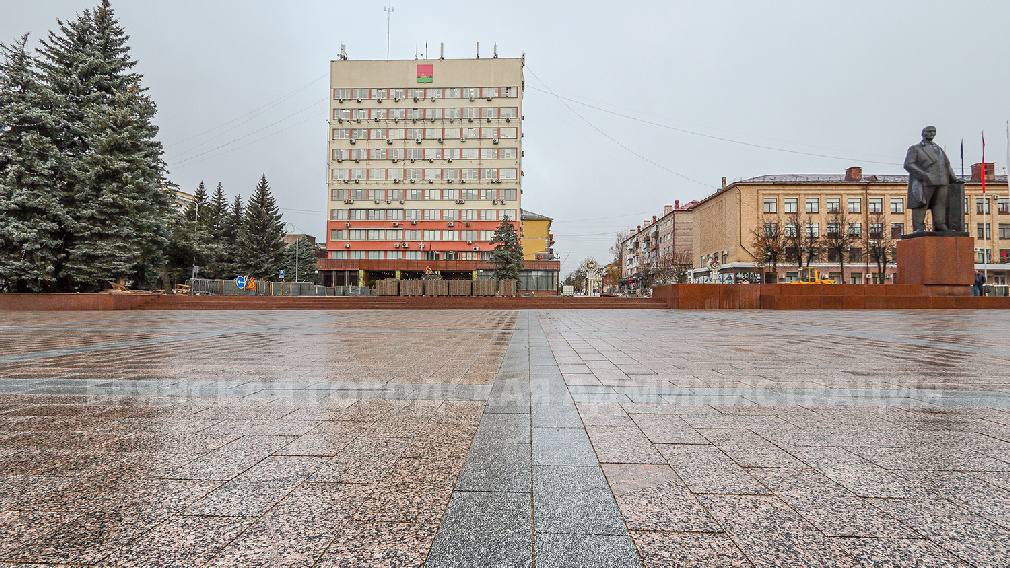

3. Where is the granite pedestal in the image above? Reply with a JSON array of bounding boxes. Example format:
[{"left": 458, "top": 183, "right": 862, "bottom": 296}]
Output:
[{"left": 895, "top": 235, "right": 973, "bottom": 296}]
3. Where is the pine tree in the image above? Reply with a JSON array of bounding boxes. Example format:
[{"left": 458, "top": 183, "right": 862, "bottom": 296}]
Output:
[
  {"left": 281, "top": 236, "right": 319, "bottom": 284},
  {"left": 236, "top": 175, "right": 285, "bottom": 278},
  {"left": 0, "top": 35, "right": 67, "bottom": 292},
  {"left": 222, "top": 194, "right": 243, "bottom": 277},
  {"left": 203, "top": 182, "right": 229, "bottom": 278},
  {"left": 37, "top": 1, "right": 170, "bottom": 290},
  {"left": 490, "top": 214, "right": 524, "bottom": 281}
]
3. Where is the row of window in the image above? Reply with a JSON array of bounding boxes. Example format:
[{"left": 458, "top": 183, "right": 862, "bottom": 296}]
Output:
[
  {"left": 764, "top": 197, "right": 903, "bottom": 215},
  {"left": 976, "top": 249, "right": 1010, "bottom": 263},
  {"left": 334, "top": 107, "right": 518, "bottom": 121},
  {"left": 328, "top": 250, "right": 495, "bottom": 261},
  {"left": 329, "top": 208, "right": 519, "bottom": 222},
  {"left": 331, "top": 167, "right": 518, "bottom": 182},
  {"left": 331, "top": 188, "right": 517, "bottom": 202},
  {"left": 765, "top": 222, "right": 905, "bottom": 239},
  {"left": 763, "top": 196, "right": 1010, "bottom": 215},
  {"left": 332, "top": 127, "right": 518, "bottom": 141},
  {"left": 333, "top": 87, "right": 518, "bottom": 101},
  {"left": 976, "top": 223, "right": 1010, "bottom": 240},
  {"left": 330, "top": 229, "right": 498, "bottom": 242},
  {"left": 334, "top": 147, "right": 517, "bottom": 161}
]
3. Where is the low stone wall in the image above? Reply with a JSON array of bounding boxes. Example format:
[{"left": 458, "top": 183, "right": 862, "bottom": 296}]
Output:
[
  {"left": 653, "top": 284, "right": 1010, "bottom": 309},
  {"left": 0, "top": 293, "right": 156, "bottom": 311}
]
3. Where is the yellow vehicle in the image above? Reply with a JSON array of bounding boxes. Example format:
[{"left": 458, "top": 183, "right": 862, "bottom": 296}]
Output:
[{"left": 788, "top": 267, "right": 837, "bottom": 284}]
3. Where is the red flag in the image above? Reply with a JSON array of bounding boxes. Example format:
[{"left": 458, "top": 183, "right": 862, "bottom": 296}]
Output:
[{"left": 982, "top": 131, "right": 987, "bottom": 194}]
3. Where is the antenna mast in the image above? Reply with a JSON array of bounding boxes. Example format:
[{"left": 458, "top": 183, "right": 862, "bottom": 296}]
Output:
[{"left": 384, "top": 5, "right": 394, "bottom": 60}]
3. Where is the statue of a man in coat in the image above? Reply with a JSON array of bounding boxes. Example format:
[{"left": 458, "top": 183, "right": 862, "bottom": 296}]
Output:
[{"left": 903, "top": 126, "right": 962, "bottom": 233}]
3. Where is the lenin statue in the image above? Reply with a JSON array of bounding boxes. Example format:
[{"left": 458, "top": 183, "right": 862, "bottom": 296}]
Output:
[{"left": 903, "top": 126, "right": 965, "bottom": 234}]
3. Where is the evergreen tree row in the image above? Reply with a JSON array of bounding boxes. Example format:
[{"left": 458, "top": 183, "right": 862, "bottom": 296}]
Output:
[
  {"left": 0, "top": 1, "right": 316, "bottom": 291},
  {"left": 168, "top": 175, "right": 318, "bottom": 284}
]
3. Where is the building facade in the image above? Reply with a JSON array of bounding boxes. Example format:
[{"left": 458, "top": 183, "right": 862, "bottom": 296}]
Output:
[
  {"left": 318, "top": 57, "right": 560, "bottom": 288},
  {"left": 689, "top": 166, "right": 1010, "bottom": 286},
  {"left": 621, "top": 201, "right": 696, "bottom": 292},
  {"left": 520, "top": 209, "right": 554, "bottom": 260}
]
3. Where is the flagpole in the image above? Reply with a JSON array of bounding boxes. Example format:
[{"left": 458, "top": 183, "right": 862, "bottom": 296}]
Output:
[{"left": 960, "top": 138, "right": 965, "bottom": 179}]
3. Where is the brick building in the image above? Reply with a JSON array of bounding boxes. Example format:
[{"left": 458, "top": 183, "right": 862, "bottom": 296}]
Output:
[
  {"left": 621, "top": 200, "right": 696, "bottom": 292},
  {"left": 689, "top": 165, "right": 1009, "bottom": 286}
]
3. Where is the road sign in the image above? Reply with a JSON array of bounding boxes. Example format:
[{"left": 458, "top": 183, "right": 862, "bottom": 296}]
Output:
[
  {"left": 279, "top": 269, "right": 286, "bottom": 279},
  {"left": 235, "top": 275, "right": 247, "bottom": 290}
]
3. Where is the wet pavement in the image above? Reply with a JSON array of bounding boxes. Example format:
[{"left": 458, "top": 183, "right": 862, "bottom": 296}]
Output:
[{"left": 2, "top": 309, "right": 1010, "bottom": 566}]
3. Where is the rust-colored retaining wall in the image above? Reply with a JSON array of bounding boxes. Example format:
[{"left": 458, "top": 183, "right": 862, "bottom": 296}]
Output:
[
  {"left": 653, "top": 284, "right": 1010, "bottom": 309},
  {"left": 0, "top": 294, "right": 666, "bottom": 311},
  {"left": 0, "top": 293, "right": 157, "bottom": 311}
]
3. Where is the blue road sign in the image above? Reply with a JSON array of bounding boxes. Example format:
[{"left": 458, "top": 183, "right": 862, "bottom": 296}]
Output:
[
  {"left": 279, "top": 269, "right": 286, "bottom": 279},
  {"left": 235, "top": 275, "right": 247, "bottom": 290}
]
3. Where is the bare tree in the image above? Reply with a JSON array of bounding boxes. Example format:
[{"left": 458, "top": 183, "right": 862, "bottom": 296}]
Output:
[
  {"left": 784, "top": 212, "right": 804, "bottom": 270},
  {"left": 800, "top": 214, "right": 824, "bottom": 269},
  {"left": 822, "top": 211, "right": 858, "bottom": 283},
  {"left": 750, "top": 220, "right": 784, "bottom": 283},
  {"left": 654, "top": 250, "right": 693, "bottom": 284},
  {"left": 863, "top": 212, "right": 896, "bottom": 284}
]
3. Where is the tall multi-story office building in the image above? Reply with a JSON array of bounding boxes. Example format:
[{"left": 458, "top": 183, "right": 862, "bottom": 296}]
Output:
[{"left": 318, "top": 56, "right": 561, "bottom": 290}]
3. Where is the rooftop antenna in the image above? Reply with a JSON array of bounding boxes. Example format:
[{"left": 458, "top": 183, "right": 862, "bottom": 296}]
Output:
[
  {"left": 383, "top": 5, "right": 394, "bottom": 60},
  {"left": 439, "top": 42, "right": 444, "bottom": 60},
  {"left": 425, "top": 41, "right": 428, "bottom": 59},
  {"left": 476, "top": 41, "right": 480, "bottom": 59},
  {"left": 339, "top": 43, "right": 347, "bottom": 60},
  {"left": 493, "top": 43, "right": 498, "bottom": 58}
]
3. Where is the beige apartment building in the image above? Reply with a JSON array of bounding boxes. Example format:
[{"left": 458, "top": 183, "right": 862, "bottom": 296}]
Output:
[
  {"left": 690, "top": 165, "right": 1010, "bottom": 286},
  {"left": 317, "top": 56, "right": 563, "bottom": 290},
  {"left": 621, "top": 200, "right": 696, "bottom": 291}
]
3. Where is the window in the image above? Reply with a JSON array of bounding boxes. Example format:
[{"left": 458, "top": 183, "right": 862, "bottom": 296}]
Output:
[
  {"left": 977, "top": 248, "right": 993, "bottom": 263},
  {"left": 999, "top": 198, "right": 1010, "bottom": 215},
  {"left": 869, "top": 223, "right": 883, "bottom": 239},
  {"left": 329, "top": 229, "right": 344, "bottom": 241},
  {"left": 890, "top": 223, "right": 904, "bottom": 239},
  {"left": 463, "top": 87, "right": 480, "bottom": 99},
  {"left": 373, "top": 88, "right": 387, "bottom": 100},
  {"left": 783, "top": 198, "right": 797, "bottom": 213},
  {"left": 424, "top": 209, "right": 439, "bottom": 220},
  {"left": 849, "top": 249, "right": 863, "bottom": 263},
  {"left": 890, "top": 198, "right": 904, "bottom": 214},
  {"left": 499, "top": 127, "right": 518, "bottom": 139},
  {"left": 850, "top": 271, "right": 862, "bottom": 284},
  {"left": 826, "top": 198, "right": 840, "bottom": 213},
  {"left": 762, "top": 198, "right": 777, "bottom": 214},
  {"left": 784, "top": 223, "right": 797, "bottom": 237},
  {"left": 367, "top": 251, "right": 382, "bottom": 260},
  {"left": 868, "top": 198, "right": 883, "bottom": 213},
  {"left": 480, "top": 148, "right": 498, "bottom": 160},
  {"left": 500, "top": 107, "right": 518, "bottom": 119},
  {"left": 848, "top": 223, "right": 862, "bottom": 236},
  {"left": 500, "top": 147, "right": 517, "bottom": 159},
  {"left": 826, "top": 223, "right": 840, "bottom": 236},
  {"left": 333, "top": 88, "right": 351, "bottom": 100},
  {"left": 977, "top": 198, "right": 991, "bottom": 215},
  {"left": 978, "top": 222, "right": 991, "bottom": 240},
  {"left": 805, "top": 198, "right": 819, "bottom": 214},
  {"left": 1001, "top": 249, "right": 1010, "bottom": 263},
  {"left": 806, "top": 223, "right": 819, "bottom": 238},
  {"left": 999, "top": 224, "right": 1010, "bottom": 240},
  {"left": 763, "top": 223, "right": 778, "bottom": 236},
  {"left": 847, "top": 198, "right": 861, "bottom": 213}
]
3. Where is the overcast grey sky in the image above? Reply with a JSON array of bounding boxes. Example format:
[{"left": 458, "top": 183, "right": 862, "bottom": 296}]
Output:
[{"left": 4, "top": 0, "right": 1010, "bottom": 273}]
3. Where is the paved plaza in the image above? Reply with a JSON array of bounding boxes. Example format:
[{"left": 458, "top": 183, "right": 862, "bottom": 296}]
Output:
[{"left": 2, "top": 309, "right": 1010, "bottom": 566}]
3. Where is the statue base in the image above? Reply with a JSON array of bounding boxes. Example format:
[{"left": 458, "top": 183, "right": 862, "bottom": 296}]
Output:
[{"left": 895, "top": 235, "right": 974, "bottom": 295}]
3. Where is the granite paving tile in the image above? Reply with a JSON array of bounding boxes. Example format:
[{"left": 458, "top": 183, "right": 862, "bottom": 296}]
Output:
[
  {"left": 629, "top": 531, "right": 750, "bottom": 567},
  {"left": 657, "top": 444, "right": 768, "bottom": 495},
  {"left": 316, "top": 521, "right": 437, "bottom": 567},
  {"left": 534, "top": 533, "right": 641, "bottom": 568},
  {"left": 603, "top": 464, "right": 720, "bottom": 532},
  {"left": 532, "top": 427, "right": 597, "bottom": 466},
  {"left": 629, "top": 413, "right": 708, "bottom": 445},
  {"left": 425, "top": 491, "right": 532, "bottom": 567},
  {"left": 533, "top": 465, "right": 626, "bottom": 536},
  {"left": 101, "top": 514, "right": 251, "bottom": 567},
  {"left": 586, "top": 426, "right": 665, "bottom": 464}
]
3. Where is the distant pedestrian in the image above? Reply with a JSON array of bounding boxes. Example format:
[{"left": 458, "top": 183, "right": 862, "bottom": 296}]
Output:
[{"left": 973, "top": 271, "right": 986, "bottom": 296}]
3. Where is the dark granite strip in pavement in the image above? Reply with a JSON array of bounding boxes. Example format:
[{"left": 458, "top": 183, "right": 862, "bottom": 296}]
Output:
[{"left": 427, "top": 312, "right": 641, "bottom": 567}]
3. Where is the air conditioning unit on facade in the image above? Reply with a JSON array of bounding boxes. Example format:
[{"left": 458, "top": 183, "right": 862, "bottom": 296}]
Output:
[
  {"left": 409, "top": 158, "right": 415, "bottom": 163},
  {"left": 401, "top": 242, "right": 407, "bottom": 247},
  {"left": 343, "top": 199, "right": 353, "bottom": 204},
  {"left": 486, "top": 118, "right": 491, "bottom": 124},
  {"left": 505, "top": 117, "right": 511, "bottom": 123},
  {"left": 386, "top": 200, "right": 391, "bottom": 204},
  {"left": 466, "top": 240, "right": 474, "bottom": 245},
  {"left": 392, "top": 222, "right": 400, "bottom": 227},
  {"left": 415, "top": 137, "right": 422, "bottom": 144},
  {"left": 472, "top": 246, "right": 479, "bottom": 251},
  {"left": 354, "top": 179, "right": 360, "bottom": 184},
  {"left": 394, "top": 243, "right": 400, "bottom": 248},
  {"left": 492, "top": 138, "right": 499, "bottom": 145},
  {"left": 376, "top": 98, "right": 383, "bottom": 103},
  {"left": 337, "top": 98, "right": 344, "bottom": 103},
  {"left": 336, "top": 158, "right": 343, "bottom": 163},
  {"left": 427, "top": 180, "right": 433, "bottom": 184},
  {"left": 410, "top": 220, "right": 418, "bottom": 225},
  {"left": 392, "top": 158, "right": 398, "bottom": 163},
  {"left": 349, "top": 139, "right": 356, "bottom": 145},
  {"left": 386, "top": 139, "right": 392, "bottom": 145},
  {"left": 399, "top": 200, "right": 405, "bottom": 204},
  {"left": 456, "top": 199, "right": 465, "bottom": 204},
  {"left": 394, "top": 97, "right": 401, "bottom": 102},
  {"left": 337, "top": 118, "right": 344, "bottom": 124},
  {"left": 413, "top": 96, "right": 419, "bottom": 102},
  {"left": 356, "top": 98, "right": 362, "bottom": 103},
  {"left": 409, "top": 179, "right": 416, "bottom": 184},
  {"left": 447, "top": 157, "right": 452, "bottom": 163},
  {"left": 447, "top": 179, "right": 454, "bottom": 184},
  {"left": 393, "top": 178, "right": 401, "bottom": 184},
  {"left": 428, "top": 158, "right": 434, "bottom": 163},
  {"left": 374, "top": 199, "right": 380, "bottom": 204},
  {"left": 345, "top": 222, "right": 351, "bottom": 227},
  {"left": 460, "top": 179, "right": 466, "bottom": 184},
  {"left": 447, "top": 221, "right": 455, "bottom": 227},
  {"left": 344, "top": 243, "right": 350, "bottom": 248}
]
